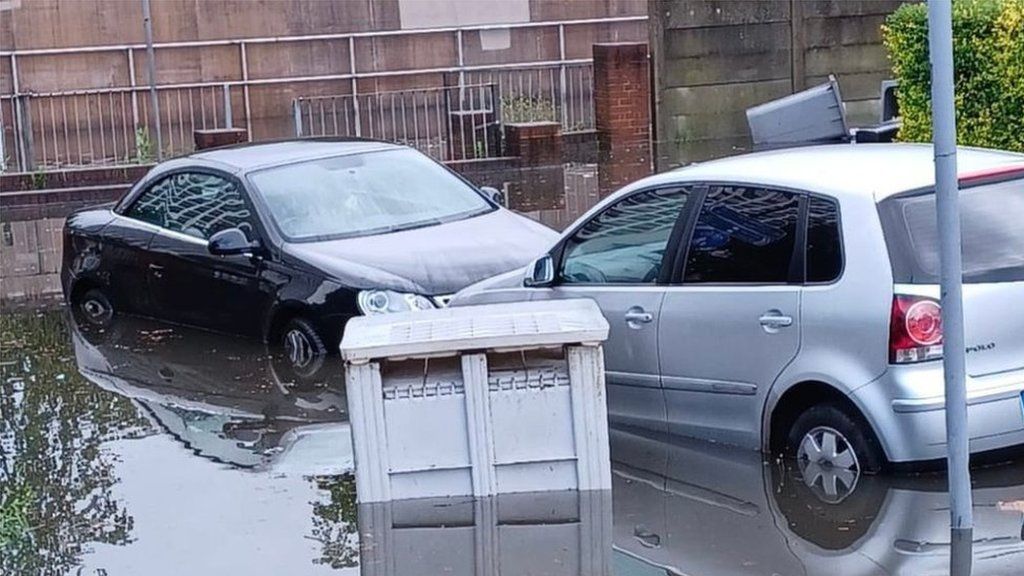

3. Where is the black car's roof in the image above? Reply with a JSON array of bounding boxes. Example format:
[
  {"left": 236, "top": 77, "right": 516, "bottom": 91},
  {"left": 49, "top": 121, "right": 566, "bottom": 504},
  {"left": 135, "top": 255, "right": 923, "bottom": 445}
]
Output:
[{"left": 167, "top": 138, "right": 405, "bottom": 173}]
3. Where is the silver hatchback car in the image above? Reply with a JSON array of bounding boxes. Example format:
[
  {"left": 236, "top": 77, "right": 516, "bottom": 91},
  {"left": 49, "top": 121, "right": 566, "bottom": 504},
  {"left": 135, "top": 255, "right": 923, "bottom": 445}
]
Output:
[{"left": 453, "top": 144, "right": 1024, "bottom": 478}]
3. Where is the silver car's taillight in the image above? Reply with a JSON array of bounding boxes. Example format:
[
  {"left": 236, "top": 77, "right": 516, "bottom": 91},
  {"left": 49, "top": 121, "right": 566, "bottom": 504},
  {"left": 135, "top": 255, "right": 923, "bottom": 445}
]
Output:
[{"left": 889, "top": 295, "right": 944, "bottom": 364}]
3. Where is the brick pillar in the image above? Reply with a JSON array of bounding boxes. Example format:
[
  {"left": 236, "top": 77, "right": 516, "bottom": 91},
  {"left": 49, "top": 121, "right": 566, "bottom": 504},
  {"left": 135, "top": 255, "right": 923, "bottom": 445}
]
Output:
[
  {"left": 593, "top": 42, "right": 652, "bottom": 198},
  {"left": 504, "top": 121, "right": 564, "bottom": 212}
]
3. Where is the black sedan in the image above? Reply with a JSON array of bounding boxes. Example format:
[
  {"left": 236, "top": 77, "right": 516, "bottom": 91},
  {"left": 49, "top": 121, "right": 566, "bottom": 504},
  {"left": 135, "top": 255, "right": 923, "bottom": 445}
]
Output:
[{"left": 62, "top": 139, "right": 556, "bottom": 371}]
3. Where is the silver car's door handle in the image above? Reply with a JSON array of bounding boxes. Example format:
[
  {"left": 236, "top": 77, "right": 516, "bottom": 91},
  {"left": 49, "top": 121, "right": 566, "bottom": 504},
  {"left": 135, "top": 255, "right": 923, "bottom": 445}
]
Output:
[
  {"left": 759, "top": 314, "right": 793, "bottom": 327},
  {"left": 757, "top": 309, "right": 794, "bottom": 332},
  {"left": 624, "top": 310, "right": 654, "bottom": 324}
]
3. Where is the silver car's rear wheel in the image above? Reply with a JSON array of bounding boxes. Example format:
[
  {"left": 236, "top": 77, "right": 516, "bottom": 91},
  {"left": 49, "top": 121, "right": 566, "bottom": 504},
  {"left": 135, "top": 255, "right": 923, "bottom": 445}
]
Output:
[{"left": 796, "top": 426, "right": 861, "bottom": 503}]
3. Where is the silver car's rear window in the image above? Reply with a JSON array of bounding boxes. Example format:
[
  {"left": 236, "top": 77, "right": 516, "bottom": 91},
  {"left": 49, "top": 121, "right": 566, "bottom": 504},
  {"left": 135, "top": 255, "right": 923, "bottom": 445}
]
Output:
[{"left": 879, "top": 177, "right": 1024, "bottom": 283}]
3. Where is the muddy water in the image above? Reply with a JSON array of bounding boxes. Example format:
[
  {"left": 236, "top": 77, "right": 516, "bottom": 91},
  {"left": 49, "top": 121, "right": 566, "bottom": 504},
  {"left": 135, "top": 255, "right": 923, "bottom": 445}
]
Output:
[
  {"left": 1, "top": 309, "right": 356, "bottom": 575},
  {"left": 2, "top": 307, "right": 1023, "bottom": 575}
]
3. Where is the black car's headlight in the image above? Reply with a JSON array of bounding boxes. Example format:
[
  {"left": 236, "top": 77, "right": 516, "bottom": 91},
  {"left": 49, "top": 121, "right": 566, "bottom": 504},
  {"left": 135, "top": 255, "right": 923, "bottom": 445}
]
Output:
[{"left": 357, "top": 290, "right": 435, "bottom": 315}]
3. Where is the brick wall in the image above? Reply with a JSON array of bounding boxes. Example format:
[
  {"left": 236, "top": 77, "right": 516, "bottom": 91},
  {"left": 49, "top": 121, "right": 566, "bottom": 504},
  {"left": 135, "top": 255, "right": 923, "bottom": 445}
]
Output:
[{"left": 593, "top": 42, "right": 653, "bottom": 198}]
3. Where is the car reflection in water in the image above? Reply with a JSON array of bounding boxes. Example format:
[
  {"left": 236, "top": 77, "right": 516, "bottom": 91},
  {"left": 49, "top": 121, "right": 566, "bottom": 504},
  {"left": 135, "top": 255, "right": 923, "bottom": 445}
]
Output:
[
  {"left": 64, "top": 311, "right": 1024, "bottom": 575},
  {"left": 70, "top": 312, "right": 354, "bottom": 475},
  {"left": 612, "top": 426, "right": 1024, "bottom": 576}
]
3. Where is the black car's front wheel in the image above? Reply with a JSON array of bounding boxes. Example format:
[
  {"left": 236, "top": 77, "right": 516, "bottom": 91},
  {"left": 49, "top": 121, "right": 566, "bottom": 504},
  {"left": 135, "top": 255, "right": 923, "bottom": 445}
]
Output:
[{"left": 280, "top": 317, "right": 327, "bottom": 378}]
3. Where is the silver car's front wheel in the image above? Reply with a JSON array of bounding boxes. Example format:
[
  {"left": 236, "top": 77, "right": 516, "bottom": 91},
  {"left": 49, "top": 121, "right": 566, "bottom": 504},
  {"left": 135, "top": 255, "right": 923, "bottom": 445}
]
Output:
[{"left": 796, "top": 426, "right": 861, "bottom": 503}]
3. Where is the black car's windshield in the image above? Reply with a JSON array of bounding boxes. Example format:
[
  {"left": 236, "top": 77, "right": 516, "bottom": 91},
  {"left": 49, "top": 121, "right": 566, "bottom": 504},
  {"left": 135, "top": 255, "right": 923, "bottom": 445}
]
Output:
[{"left": 247, "top": 148, "right": 493, "bottom": 241}]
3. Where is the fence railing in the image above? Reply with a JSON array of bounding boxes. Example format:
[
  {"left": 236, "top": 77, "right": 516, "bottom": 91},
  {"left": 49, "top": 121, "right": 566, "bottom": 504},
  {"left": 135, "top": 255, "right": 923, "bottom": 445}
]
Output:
[
  {"left": 466, "top": 63, "right": 594, "bottom": 132},
  {"left": 294, "top": 84, "right": 501, "bottom": 162},
  {"left": 2, "top": 84, "right": 236, "bottom": 171},
  {"left": 2, "top": 14, "right": 642, "bottom": 172}
]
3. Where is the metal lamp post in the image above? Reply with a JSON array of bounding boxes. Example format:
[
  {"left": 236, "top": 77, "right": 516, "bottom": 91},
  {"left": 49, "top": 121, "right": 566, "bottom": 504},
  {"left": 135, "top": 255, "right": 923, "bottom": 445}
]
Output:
[{"left": 927, "top": 0, "right": 973, "bottom": 536}]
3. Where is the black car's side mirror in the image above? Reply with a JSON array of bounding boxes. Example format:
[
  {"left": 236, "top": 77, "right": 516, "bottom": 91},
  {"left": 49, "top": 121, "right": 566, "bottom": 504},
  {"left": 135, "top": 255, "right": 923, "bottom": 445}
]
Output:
[
  {"left": 209, "top": 228, "right": 258, "bottom": 256},
  {"left": 523, "top": 254, "right": 555, "bottom": 287},
  {"left": 480, "top": 186, "right": 505, "bottom": 206}
]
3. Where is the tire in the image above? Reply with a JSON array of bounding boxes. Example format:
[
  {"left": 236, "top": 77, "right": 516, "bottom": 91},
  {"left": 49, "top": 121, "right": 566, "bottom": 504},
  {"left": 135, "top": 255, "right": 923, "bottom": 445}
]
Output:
[
  {"left": 786, "top": 403, "right": 886, "bottom": 487},
  {"left": 769, "top": 457, "right": 887, "bottom": 550},
  {"left": 72, "top": 287, "right": 116, "bottom": 327},
  {"left": 278, "top": 316, "right": 327, "bottom": 379}
]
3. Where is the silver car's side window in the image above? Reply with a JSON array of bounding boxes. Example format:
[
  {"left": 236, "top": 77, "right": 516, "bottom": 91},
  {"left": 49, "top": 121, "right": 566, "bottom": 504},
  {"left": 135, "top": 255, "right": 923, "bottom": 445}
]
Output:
[
  {"left": 806, "top": 196, "right": 843, "bottom": 283},
  {"left": 559, "top": 188, "right": 691, "bottom": 285},
  {"left": 125, "top": 172, "right": 254, "bottom": 241},
  {"left": 682, "top": 186, "right": 801, "bottom": 284}
]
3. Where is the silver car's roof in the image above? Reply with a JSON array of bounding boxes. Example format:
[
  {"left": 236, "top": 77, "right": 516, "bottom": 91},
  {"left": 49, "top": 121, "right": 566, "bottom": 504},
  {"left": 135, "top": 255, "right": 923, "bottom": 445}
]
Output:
[{"left": 632, "top": 143, "right": 1024, "bottom": 202}]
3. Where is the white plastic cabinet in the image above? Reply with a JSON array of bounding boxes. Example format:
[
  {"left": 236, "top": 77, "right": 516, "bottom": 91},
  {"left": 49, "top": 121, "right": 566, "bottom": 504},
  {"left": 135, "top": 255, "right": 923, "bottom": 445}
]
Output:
[
  {"left": 358, "top": 490, "right": 613, "bottom": 576},
  {"left": 340, "top": 299, "right": 612, "bottom": 503}
]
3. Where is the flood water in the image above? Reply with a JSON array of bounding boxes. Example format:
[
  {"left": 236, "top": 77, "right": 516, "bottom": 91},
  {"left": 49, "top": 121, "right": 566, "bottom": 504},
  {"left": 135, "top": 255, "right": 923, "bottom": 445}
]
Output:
[{"left": 2, "top": 306, "right": 1023, "bottom": 575}]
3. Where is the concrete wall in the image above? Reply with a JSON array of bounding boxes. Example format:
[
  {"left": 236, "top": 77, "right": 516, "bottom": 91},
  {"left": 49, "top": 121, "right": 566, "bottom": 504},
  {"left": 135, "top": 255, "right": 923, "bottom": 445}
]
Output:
[{"left": 650, "top": 0, "right": 903, "bottom": 169}]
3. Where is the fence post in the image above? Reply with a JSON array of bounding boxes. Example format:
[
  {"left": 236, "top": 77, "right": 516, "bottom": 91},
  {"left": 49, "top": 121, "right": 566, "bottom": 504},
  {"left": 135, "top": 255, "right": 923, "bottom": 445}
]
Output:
[
  {"left": 348, "top": 36, "right": 361, "bottom": 137},
  {"left": 240, "top": 41, "right": 252, "bottom": 138},
  {"left": 17, "top": 95, "right": 35, "bottom": 172},
  {"left": 293, "top": 99, "right": 303, "bottom": 137},
  {"left": 558, "top": 24, "right": 568, "bottom": 132},
  {"left": 222, "top": 84, "right": 233, "bottom": 129},
  {"left": 0, "top": 99, "right": 6, "bottom": 172}
]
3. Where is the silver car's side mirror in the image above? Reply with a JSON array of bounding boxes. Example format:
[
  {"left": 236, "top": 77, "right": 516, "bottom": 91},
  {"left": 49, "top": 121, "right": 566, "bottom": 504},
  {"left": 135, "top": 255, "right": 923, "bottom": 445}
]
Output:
[{"left": 523, "top": 254, "right": 554, "bottom": 288}]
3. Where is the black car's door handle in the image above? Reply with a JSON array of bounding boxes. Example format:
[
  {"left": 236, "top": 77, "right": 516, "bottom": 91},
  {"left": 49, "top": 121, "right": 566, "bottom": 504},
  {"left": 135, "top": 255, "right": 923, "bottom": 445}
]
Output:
[{"left": 148, "top": 263, "right": 164, "bottom": 279}]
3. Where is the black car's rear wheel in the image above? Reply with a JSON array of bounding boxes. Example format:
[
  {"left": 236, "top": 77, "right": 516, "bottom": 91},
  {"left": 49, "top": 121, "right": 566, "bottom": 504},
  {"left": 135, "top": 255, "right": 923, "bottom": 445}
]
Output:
[
  {"left": 74, "top": 287, "right": 116, "bottom": 327},
  {"left": 280, "top": 317, "right": 327, "bottom": 378}
]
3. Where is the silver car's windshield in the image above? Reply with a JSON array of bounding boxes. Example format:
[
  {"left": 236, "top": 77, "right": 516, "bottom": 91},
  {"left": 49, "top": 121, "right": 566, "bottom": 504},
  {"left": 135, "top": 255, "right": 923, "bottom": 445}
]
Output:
[{"left": 247, "top": 148, "right": 493, "bottom": 242}]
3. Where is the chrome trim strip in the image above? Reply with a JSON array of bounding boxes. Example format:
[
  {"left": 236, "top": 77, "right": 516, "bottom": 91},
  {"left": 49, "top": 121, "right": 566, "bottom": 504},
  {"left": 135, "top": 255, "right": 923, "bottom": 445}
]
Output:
[
  {"left": 662, "top": 376, "right": 757, "bottom": 396},
  {"left": 606, "top": 371, "right": 661, "bottom": 389},
  {"left": 892, "top": 380, "right": 1024, "bottom": 413},
  {"left": 114, "top": 213, "right": 210, "bottom": 247}
]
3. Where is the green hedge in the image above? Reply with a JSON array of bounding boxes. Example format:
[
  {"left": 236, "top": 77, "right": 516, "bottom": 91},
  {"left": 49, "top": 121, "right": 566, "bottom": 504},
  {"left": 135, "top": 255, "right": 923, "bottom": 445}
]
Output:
[{"left": 882, "top": 0, "right": 1024, "bottom": 152}]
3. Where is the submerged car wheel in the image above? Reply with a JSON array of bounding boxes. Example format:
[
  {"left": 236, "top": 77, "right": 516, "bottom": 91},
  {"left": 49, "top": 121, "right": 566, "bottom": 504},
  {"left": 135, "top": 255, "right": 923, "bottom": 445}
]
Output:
[
  {"left": 786, "top": 403, "right": 885, "bottom": 498},
  {"left": 769, "top": 456, "right": 886, "bottom": 551},
  {"left": 280, "top": 317, "right": 327, "bottom": 378},
  {"left": 75, "top": 288, "right": 115, "bottom": 327}
]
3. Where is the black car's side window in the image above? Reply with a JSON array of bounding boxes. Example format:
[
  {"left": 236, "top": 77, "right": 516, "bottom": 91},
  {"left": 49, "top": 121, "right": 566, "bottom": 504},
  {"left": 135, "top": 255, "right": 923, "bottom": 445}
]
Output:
[
  {"left": 560, "top": 188, "right": 691, "bottom": 285},
  {"left": 124, "top": 177, "right": 173, "bottom": 229},
  {"left": 126, "top": 172, "right": 254, "bottom": 241},
  {"left": 806, "top": 196, "right": 843, "bottom": 283},
  {"left": 683, "top": 186, "right": 800, "bottom": 284}
]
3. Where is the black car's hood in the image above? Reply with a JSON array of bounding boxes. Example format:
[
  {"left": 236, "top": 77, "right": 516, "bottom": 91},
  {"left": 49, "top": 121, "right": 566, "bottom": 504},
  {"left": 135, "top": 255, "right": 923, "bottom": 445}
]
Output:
[{"left": 283, "top": 209, "right": 557, "bottom": 295}]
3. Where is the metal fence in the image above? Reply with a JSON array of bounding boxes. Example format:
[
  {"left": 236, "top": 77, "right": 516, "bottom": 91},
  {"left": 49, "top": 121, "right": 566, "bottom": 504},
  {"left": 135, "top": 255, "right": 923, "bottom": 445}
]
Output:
[
  {"left": 2, "top": 15, "right": 643, "bottom": 172},
  {"left": 2, "top": 84, "right": 236, "bottom": 171},
  {"left": 294, "top": 84, "right": 500, "bottom": 162},
  {"left": 465, "top": 63, "right": 594, "bottom": 132},
  {"left": 291, "top": 62, "right": 595, "bottom": 162}
]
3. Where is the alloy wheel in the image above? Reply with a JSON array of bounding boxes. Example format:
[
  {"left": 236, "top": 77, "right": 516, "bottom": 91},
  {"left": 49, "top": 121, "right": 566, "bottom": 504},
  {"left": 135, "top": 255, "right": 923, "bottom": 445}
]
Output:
[
  {"left": 80, "top": 296, "right": 113, "bottom": 325},
  {"left": 796, "top": 425, "right": 861, "bottom": 503},
  {"left": 284, "top": 328, "right": 314, "bottom": 369}
]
